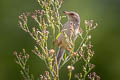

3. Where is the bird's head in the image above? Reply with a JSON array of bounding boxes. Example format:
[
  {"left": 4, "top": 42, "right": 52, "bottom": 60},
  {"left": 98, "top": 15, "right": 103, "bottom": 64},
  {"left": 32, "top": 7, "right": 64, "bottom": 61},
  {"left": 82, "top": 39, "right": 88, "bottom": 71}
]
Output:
[{"left": 63, "top": 11, "right": 80, "bottom": 24}]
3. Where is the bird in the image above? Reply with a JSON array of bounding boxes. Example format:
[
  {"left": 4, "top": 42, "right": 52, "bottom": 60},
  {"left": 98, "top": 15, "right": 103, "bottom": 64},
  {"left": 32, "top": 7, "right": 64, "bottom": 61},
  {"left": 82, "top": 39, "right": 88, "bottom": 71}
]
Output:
[{"left": 55, "top": 11, "right": 81, "bottom": 66}]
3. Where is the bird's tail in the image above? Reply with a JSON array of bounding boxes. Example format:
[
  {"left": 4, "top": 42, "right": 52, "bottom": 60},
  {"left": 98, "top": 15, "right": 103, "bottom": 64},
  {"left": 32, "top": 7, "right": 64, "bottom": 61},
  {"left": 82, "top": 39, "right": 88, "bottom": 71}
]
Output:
[{"left": 57, "top": 47, "right": 65, "bottom": 66}]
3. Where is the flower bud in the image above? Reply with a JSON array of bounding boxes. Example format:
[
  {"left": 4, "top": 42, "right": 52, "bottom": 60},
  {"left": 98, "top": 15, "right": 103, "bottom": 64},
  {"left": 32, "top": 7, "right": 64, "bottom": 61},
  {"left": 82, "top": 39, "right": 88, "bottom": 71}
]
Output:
[
  {"left": 87, "top": 35, "right": 91, "bottom": 40},
  {"left": 72, "top": 52, "right": 77, "bottom": 57},
  {"left": 48, "top": 49, "right": 55, "bottom": 55},
  {"left": 82, "top": 44, "right": 86, "bottom": 47},
  {"left": 67, "top": 65, "right": 74, "bottom": 71}
]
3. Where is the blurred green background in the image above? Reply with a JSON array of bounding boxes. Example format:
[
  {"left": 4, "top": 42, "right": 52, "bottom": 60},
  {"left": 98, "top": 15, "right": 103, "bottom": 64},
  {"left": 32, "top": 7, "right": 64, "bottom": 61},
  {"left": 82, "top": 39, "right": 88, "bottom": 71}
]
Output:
[{"left": 0, "top": 0, "right": 120, "bottom": 80}]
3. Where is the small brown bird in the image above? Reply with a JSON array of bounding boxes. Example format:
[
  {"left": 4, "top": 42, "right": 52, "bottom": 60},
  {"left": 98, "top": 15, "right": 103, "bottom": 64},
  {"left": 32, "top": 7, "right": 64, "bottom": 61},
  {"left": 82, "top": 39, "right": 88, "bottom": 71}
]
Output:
[{"left": 56, "top": 11, "right": 81, "bottom": 66}]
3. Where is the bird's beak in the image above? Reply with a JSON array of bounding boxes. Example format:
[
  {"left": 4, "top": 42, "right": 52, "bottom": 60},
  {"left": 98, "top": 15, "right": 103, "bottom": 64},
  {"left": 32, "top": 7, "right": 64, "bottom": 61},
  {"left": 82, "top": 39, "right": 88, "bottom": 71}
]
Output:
[{"left": 63, "top": 11, "right": 70, "bottom": 15}]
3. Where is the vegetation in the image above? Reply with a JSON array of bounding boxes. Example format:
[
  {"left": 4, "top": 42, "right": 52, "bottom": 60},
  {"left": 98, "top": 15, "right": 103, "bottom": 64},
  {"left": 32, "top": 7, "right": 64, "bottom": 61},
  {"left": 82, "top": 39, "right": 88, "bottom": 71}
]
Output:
[{"left": 14, "top": 0, "right": 100, "bottom": 80}]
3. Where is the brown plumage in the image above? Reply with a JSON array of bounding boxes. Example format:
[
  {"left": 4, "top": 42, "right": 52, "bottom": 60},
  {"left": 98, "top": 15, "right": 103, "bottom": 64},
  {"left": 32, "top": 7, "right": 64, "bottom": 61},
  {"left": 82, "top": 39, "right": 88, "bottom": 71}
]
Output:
[{"left": 56, "top": 11, "right": 81, "bottom": 66}]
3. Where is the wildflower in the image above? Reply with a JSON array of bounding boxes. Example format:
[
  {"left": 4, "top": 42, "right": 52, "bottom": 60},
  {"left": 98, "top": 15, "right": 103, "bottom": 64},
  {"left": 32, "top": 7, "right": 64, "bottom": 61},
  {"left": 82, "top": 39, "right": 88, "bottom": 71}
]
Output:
[
  {"left": 88, "top": 64, "right": 95, "bottom": 69},
  {"left": 93, "top": 23, "right": 98, "bottom": 29},
  {"left": 40, "top": 75, "right": 43, "bottom": 79},
  {"left": 88, "top": 72, "right": 100, "bottom": 80},
  {"left": 87, "top": 35, "right": 91, "bottom": 40},
  {"left": 85, "top": 20, "right": 94, "bottom": 30},
  {"left": 82, "top": 43, "right": 86, "bottom": 47},
  {"left": 67, "top": 65, "right": 75, "bottom": 71},
  {"left": 48, "top": 49, "right": 55, "bottom": 55},
  {"left": 72, "top": 52, "right": 77, "bottom": 57},
  {"left": 45, "top": 31, "right": 49, "bottom": 36}
]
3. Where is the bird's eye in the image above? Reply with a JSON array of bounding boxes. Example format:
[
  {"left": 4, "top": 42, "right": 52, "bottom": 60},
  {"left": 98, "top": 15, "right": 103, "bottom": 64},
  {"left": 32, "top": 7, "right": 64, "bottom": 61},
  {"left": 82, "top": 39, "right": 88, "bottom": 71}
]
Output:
[{"left": 69, "top": 13, "right": 74, "bottom": 16}]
